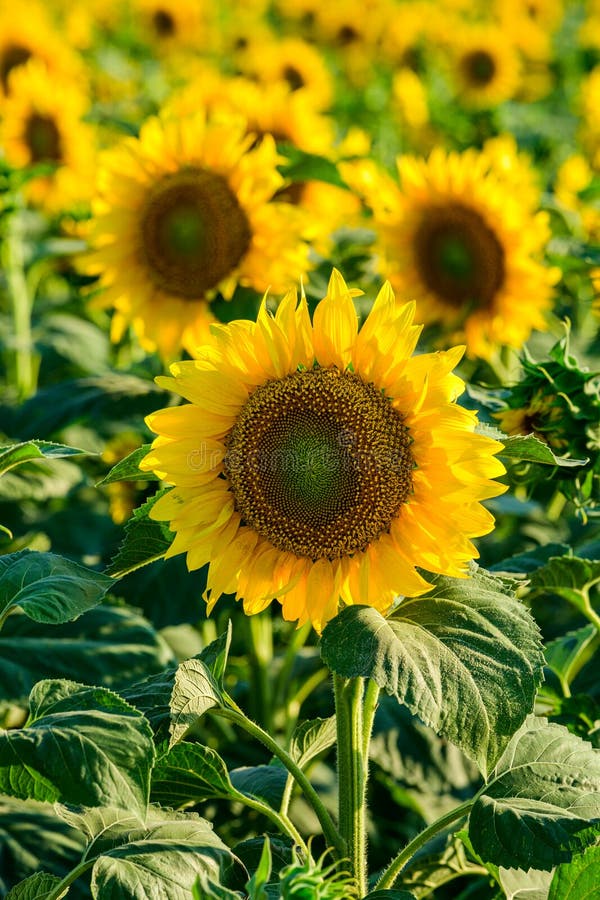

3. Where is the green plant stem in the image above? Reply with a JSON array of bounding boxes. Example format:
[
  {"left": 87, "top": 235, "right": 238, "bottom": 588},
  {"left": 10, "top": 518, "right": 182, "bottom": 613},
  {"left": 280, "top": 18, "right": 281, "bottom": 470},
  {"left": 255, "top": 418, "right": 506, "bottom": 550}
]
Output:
[
  {"left": 247, "top": 612, "right": 274, "bottom": 732},
  {"left": 45, "top": 856, "right": 96, "bottom": 900},
  {"left": 334, "top": 674, "right": 369, "bottom": 897},
  {"left": 239, "top": 790, "right": 308, "bottom": 853},
  {"left": 375, "top": 799, "right": 474, "bottom": 891},
  {"left": 0, "top": 604, "right": 17, "bottom": 633},
  {"left": 4, "top": 203, "right": 37, "bottom": 399},
  {"left": 217, "top": 700, "right": 344, "bottom": 858},
  {"left": 274, "top": 620, "right": 312, "bottom": 711}
]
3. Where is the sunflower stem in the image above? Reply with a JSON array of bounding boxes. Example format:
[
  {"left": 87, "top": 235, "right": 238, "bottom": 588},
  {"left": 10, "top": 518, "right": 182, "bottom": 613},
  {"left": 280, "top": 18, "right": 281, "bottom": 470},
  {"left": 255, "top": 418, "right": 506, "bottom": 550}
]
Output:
[
  {"left": 333, "top": 674, "right": 370, "bottom": 896},
  {"left": 3, "top": 198, "right": 38, "bottom": 400},
  {"left": 247, "top": 611, "right": 274, "bottom": 732},
  {"left": 216, "top": 701, "right": 345, "bottom": 858},
  {"left": 374, "top": 798, "right": 474, "bottom": 891}
]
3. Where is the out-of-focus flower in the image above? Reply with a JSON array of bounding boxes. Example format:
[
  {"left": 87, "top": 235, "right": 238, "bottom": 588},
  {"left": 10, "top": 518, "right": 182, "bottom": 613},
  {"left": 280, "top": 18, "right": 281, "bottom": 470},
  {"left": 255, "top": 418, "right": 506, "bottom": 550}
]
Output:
[
  {"left": 342, "top": 141, "right": 559, "bottom": 359},
  {"left": 84, "top": 111, "right": 311, "bottom": 360},
  {"left": 238, "top": 36, "right": 334, "bottom": 111},
  {"left": 446, "top": 24, "right": 521, "bottom": 108}
]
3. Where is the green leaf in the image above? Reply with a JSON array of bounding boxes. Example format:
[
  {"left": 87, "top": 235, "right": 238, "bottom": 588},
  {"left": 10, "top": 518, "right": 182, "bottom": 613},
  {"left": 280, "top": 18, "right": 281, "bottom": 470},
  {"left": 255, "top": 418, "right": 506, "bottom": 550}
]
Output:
[
  {"left": 0, "top": 440, "right": 92, "bottom": 478},
  {"left": 499, "top": 434, "right": 588, "bottom": 467},
  {"left": 289, "top": 717, "right": 337, "bottom": 768},
  {"left": 122, "top": 628, "right": 232, "bottom": 741},
  {"left": 169, "top": 658, "right": 226, "bottom": 746},
  {"left": 151, "top": 742, "right": 238, "bottom": 807},
  {"left": 230, "top": 766, "right": 287, "bottom": 809},
  {"left": 321, "top": 569, "right": 545, "bottom": 777},
  {"left": 96, "top": 444, "right": 158, "bottom": 485},
  {"left": 363, "top": 892, "right": 417, "bottom": 899},
  {"left": 0, "top": 680, "right": 155, "bottom": 813},
  {"left": 7, "top": 374, "right": 168, "bottom": 440},
  {"left": 0, "top": 551, "right": 114, "bottom": 628},
  {"left": 106, "top": 489, "right": 174, "bottom": 578},
  {"left": 246, "top": 836, "right": 272, "bottom": 900},
  {"left": 497, "top": 867, "right": 553, "bottom": 899},
  {"left": 0, "top": 796, "right": 86, "bottom": 897},
  {"left": 0, "top": 604, "right": 175, "bottom": 703},
  {"left": 469, "top": 716, "right": 600, "bottom": 870},
  {"left": 194, "top": 873, "right": 243, "bottom": 899},
  {"left": 277, "top": 146, "right": 348, "bottom": 189},
  {"left": 528, "top": 556, "right": 600, "bottom": 616},
  {"left": 89, "top": 808, "right": 238, "bottom": 900},
  {"left": 544, "top": 625, "right": 599, "bottom": 694},
  {"left": 6, "top": 872, "right": 62, "bottom": 900},
  {"left": 549, "top": 843, "right": 600, "bottom": 899}
]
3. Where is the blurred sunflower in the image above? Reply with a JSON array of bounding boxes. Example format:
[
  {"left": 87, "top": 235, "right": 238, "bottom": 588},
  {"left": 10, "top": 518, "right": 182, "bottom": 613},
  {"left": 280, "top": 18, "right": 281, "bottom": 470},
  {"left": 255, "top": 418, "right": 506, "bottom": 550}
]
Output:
[
  {"left": 448, "top": 25, "right": 520, "bottom": 108},
  {"left": 239, "top": 36, "right": 334, "bottom": 111},
  {"left": 140, "top": 270, "right": 506, "bottom": 632},
  {"left": 580, "top": 66, "right": 600, "bottom": 168},
  {"left": 342, "top": 144, "right": 558, "bottom": 359},
  {"left": 0, "top": 0, "right": 86, "bottom": 98},
  {"left": 84, "top": 111, "right": 311, "bottom": 359},
  {"left": 132, "top": 0, "right": 210, "bottom": 50},
  {"left": 0, "top": 60, "right": 97, "bottom": 211}
]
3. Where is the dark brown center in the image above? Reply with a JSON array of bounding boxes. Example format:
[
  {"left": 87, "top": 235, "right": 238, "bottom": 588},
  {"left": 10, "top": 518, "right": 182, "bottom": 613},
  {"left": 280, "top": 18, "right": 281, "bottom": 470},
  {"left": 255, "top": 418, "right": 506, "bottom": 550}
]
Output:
[
  {"left": 224, "top": 367, "right": 414, "bottom": 560},
  {"left": 25, "top": 113, "right": 62, "bottom": 163},
  {"left": 414, "top": 203, "right": 505, "bottom": 310},
  {"left": 462, "top": 50, "right": 496, "bottom": 87},
  {"left": 139, "top": 168, "right": 252, "bottom": 299},
  {"left": 0, "top": 44, "right": 32, "bottom": 91},
  {"left": 282, "top": 64, "right": 305, "bottom": 91},
  {"left": 152, "top": 9, "right": 176, "bottom": 37}
]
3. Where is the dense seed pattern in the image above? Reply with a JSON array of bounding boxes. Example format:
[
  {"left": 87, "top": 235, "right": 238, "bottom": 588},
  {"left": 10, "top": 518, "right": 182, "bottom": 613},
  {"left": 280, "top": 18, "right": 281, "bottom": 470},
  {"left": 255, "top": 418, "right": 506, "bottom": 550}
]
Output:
[
  {"left": 414, "top": 203, "right": 505, "bottom": 308},
  {"left": 139, "top": 167, "right": 251, "bottom": 299},
  {"left": 224, "top": 367, "right": 414, "bottom": 560}
]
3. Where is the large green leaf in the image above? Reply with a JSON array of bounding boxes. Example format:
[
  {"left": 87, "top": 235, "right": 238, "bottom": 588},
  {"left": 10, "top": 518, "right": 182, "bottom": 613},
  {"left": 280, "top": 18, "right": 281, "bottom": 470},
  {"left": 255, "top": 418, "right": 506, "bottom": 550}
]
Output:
[
  {"left": 151, "top": 742, "right": 238, "bottom": 807},
  {"left": 229, "top": 766, "right": 287, "bottom": 809},
  {"left": 56, "top": 805, "right": 241, "bottom": 898},
  {"left": 6, "top": 374, "right": 167, "bottom": 440},
  {"left": 497, "top": 867, "right": 553, "bottom": 899},
  {"left": 0, "top": 551, "right": 114, "bottom": 628},
  {"left": 106, "top": 488, "right": 174, "bottom": 578},
  {"left": 469, "top": 716, "right": 600, "bottom": 870},
  {"left": 544, "top": 625, "right": 599, "bottom": 696},
  {"left": 0, "top": 604, "right": 175, "bottom": 702},
  {"left": 0, "top": 440, "right": 92, "bottom": 478},
  {"left": 0, "top": 680, "right": 155, "bottom": 813},
  {"left": 169, "top": 657, "right": 227, "bottom": 747},
  {"left": 549, "top": 843, "right": 600, "bottom": 899},
  {"left": 89, "top": 809, "right": 238, "bottom": 900},
  {"left": 321, "top": 569, "right": 544, "bottom": 776},
  {"left": 0, "top": 796, "right": 86, "bottom": 897}
]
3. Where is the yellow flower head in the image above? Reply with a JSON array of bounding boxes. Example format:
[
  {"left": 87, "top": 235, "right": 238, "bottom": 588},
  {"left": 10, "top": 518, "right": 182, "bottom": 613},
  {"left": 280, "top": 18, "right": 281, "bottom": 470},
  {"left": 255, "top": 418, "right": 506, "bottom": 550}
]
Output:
[
  {"left": 84, "top": 110, "right": 311, "bottom": 359},
  {"left": 342, "top": 142, "right": 558, "bottom": 359},
  {"left": 0, "top": 0, "right": 87, "bottom": 99},
  {"left": 447, "top": 24, "right": 521, "bottom": 108},
  {"left": 141, "top": 270, "right": 506, "bottom": 633},
  {"left": 238, "top": 35, "right": 334, "bottom": 111},
  {"left": 0, "top": 59, "right": 97, "bottom": 211}
]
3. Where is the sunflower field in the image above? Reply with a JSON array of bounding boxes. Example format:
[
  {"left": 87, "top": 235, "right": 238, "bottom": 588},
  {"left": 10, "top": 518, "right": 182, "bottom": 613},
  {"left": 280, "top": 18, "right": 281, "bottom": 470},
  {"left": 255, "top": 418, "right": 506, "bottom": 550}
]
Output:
[{"left": 1, "top": 0, "right": 600, "bottom": 897}]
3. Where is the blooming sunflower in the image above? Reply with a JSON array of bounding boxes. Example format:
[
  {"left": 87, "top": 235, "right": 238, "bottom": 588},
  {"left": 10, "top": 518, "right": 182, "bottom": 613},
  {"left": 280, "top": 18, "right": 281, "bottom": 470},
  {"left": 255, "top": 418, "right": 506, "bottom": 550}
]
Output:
[
  {"left": 0, "top": 60, "right": 97, "bottom": 211},
  {"left": 238, "top": 36, "right": 334, "bottom": 111},
  {"left": 341, "top": 143, "right": 558, "bottom": 359},
  {"left": 84, "top": 111, "right": 311, "bottom": 359},
  {"left": 140, "top": 270, "right": 506, "bottom": 632},
  {"left": 447, "top": 25, "right": 521, "bottom": 108},
  {"left": 132, "top": 0, "right": 211, "bottom": 50},
  {"left": 0, "top": 0, "right": 86, "bottom": 99}
]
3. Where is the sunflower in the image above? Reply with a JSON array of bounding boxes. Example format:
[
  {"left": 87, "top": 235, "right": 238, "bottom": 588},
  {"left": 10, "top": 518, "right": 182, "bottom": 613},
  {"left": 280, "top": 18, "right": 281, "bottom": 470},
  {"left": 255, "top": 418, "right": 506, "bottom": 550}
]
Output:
[
  {"left": 140, "top": 269, "right": 506, "bottom": 632},
  {"left": 342, "top": 142, "right": 558, "bottom": 359},
  {"left": 84, "top": 111, "right": 311, "bottom": 359},
  {"left": 0, "top": 60, "right": 97, "bottom": 211},
  {"left": 447, "top": 25, "right": 521, "bottom": 108},
  {"left": 132, "top": 0, "right": 211, "bottom": 50},
  {"left": 238, "top": 36, "right": 334, "bottom": 111},
  {"left": 0, "top": 0, "right": 86, "bottom": 99}
]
